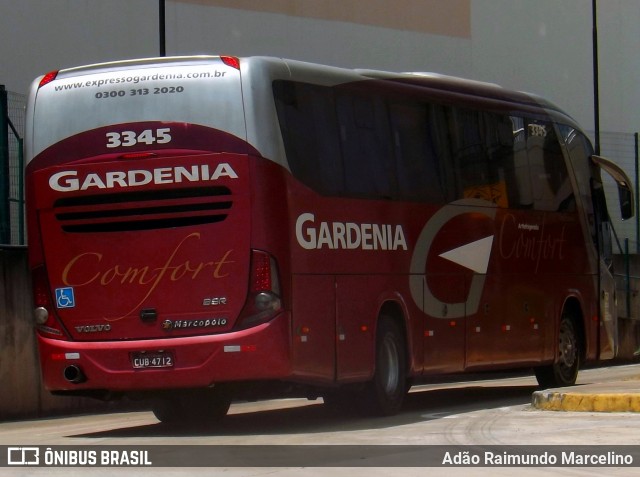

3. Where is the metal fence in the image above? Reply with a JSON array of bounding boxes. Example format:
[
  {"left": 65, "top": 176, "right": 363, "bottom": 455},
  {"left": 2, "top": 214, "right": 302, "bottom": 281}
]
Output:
[
  {"left": 0, "top": 85, "right": 26, "bottom": 245},
  {"left": 593, "top": 130, "right": 640, "bottom": 254}
]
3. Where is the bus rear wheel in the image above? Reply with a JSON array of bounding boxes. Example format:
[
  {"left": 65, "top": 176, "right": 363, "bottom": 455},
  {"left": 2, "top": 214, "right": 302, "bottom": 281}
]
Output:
[
  {"left": 152, "top": 387, "right": 231, "bottom": 426},
  {"left": 534, "top": 314, "right": 581, "bottom": 388},
  {"left": 363, "top": 317, "right": 407, "bottom": 416}
]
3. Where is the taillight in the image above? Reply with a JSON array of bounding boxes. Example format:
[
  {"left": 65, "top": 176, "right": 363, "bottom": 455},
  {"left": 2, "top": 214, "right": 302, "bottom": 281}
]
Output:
[
  {"left": 39, "top": 71, "right": 59, "bottom": 89},
  {"left": 236, "top": 250, "right": 282, "bottom": 330},
  {"left": 31, "top": 266, "right": 68, "bottom": 339},
  {"left": 221, "top": 56, "right": 240, "bottom": 70},
  {"left": 252, "top": 250, "right": 277, "bottom": 292}
]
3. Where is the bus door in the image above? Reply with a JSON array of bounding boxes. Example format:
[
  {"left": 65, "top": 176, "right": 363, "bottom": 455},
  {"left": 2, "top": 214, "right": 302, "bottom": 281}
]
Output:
[
  {"left": 591, "top": 176, "right": 616, "bottom": 359},
  {"left": 592, "top": 155, "right": 635, "bottom": 359}
]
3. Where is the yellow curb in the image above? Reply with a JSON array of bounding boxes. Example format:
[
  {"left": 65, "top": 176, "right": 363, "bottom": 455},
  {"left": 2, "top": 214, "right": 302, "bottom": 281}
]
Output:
[{"left": 532, "top": 391, "right": 640, "bottom": 412}]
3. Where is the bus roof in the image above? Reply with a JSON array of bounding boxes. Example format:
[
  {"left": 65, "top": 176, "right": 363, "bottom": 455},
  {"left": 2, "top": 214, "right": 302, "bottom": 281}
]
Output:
[
  {"left": 48, "top": 56, "right": 571, "bottom": 111},
  {"left": 276, "top": 57, "right": 580, "bottom": 129},
  {"left": 34, "top": 54, "right": 583, "bottom": 140}
]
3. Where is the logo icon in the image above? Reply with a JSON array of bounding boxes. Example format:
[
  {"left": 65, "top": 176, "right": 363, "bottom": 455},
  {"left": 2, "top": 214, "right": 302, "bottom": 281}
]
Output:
[
  {"left": 55, "top": 287, "right": 76, "bottom": 309},
  {"left": 7, "top": 447, "right": 40, "bottom": 466},
  {"left": 438, "top": 235, "right": 494, "bottom": 274},
  {"left": 409, "top": 199, "right": 497, "bottom": 319}
]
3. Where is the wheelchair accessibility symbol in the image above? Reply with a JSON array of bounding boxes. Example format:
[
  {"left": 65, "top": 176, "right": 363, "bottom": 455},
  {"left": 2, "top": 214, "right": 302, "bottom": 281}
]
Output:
[{"left": 55, "top": 287, "right": 76, "bottom": 309}]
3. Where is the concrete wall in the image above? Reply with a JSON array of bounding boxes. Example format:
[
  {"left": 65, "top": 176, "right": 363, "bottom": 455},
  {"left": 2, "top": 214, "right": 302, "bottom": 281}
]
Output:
[
  {"left": 3, "top": 0, "right": 640, "bottom": 136},
  {"left": 0, "top": 247, "right": 113, "bottom": 421},
  {"left": 3, "top": 1, "right": 640, "bottom": 247}
]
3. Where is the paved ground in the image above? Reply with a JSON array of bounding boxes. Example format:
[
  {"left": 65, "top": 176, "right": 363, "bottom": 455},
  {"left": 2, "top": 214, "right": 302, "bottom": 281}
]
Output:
[
  {"left": 532, "top": 362, "right": 640, "bottom": 412},
  {"left": 2, "top": 364, "right": 640, "bottom": 476}
]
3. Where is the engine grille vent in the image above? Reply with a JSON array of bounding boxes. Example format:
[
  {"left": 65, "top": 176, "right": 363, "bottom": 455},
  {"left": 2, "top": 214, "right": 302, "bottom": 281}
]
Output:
[{"left": 54, "top": 187, "right": 232, "bottom": 233}]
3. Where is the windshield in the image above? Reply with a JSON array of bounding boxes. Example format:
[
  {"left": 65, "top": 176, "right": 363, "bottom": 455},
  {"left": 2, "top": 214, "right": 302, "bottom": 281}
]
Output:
[{"left": 29, "top": 57, "right": 245, "bottom": 161}]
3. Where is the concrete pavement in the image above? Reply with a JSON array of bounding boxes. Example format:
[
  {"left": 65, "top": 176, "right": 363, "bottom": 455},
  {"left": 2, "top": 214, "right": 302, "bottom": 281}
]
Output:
[{"left": 532, "top": 367, "right": 640, "bottom": 412}]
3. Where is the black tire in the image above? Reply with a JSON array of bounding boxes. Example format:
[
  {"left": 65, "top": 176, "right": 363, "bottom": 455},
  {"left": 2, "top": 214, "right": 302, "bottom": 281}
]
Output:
[
  {"left": 535, "top": 315, "right": 581, "bottom": 388},
  {"left": 152, "top": 387, "right": 231, "bottom": 426},
  {"left": 363, "top": 317, "right": 407, "bottom": 416}
]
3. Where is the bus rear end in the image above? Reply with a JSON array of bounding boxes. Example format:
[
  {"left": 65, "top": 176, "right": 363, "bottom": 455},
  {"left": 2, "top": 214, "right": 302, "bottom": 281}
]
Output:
[{"left": 25, "top": 56, "right": 289, "bottom": 420}]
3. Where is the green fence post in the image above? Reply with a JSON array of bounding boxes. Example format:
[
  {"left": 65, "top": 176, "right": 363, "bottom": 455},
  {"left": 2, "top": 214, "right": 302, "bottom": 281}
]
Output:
[
  {"left": 635, "top": 132, "right": 639, "bottom": 253},
  {"left": 0, "top": 85, "right": 10, "bottom": 244},
  {"left": 626, "top": 238, "right": 631, "bottom": 318},
  {"left": 17, "top": 136, "right": 24, "bottom": 244}
]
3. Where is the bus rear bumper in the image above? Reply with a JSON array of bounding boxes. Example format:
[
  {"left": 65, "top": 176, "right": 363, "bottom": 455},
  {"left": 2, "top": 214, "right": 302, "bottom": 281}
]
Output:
[{"left": 37, "top": 312, "right": 291, "bottom": 392}]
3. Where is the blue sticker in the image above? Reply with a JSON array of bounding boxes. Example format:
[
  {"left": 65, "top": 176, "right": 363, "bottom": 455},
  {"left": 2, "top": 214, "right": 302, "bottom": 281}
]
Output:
[{"left": 55, "top": 287, "right": 76, "bottom": 309}]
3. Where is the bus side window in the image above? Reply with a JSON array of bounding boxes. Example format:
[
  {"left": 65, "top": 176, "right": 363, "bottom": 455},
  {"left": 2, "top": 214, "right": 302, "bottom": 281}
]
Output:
[
  {"left": 336, "top": 93, "right": 395, "bottom": 199},
  {"left": 510, "top": 116, "right": 534, "bottom": 208},
  {"left": 449, "top": 107, "right": 485, "bottom": 199},
  {"left": 527, "top": 120, "right": 575, "bottom": 212},
  {"left": 448, "top": 108, "right": 515, "bottom": 208},
  {"left": 429, "top": 106, "right": 457, "bottom": 203},
  {"left": 564, "top": 129, "right": 598, "bottom": 243},
  {"left": 592, "top": 178, "right": 614, "bottom": 267},
  {"left": 273, "top": 81, "right": 344, "bottom": 196},
  {"left": 483, "top": 112, "right": 516, "bottom": 208},
  {"left": 389, "top": 102, "right": 445, "bottom": 203}
]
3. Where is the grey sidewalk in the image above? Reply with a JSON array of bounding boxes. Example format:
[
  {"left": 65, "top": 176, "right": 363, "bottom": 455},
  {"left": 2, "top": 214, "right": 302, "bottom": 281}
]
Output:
[{"left": 532, "top": 371, "right": 640, "bottom": 412}]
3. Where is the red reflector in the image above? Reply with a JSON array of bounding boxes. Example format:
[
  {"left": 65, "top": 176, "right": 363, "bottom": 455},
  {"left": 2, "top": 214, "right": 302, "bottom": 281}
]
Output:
[
  {"left": 242, "top": 345, "right": 257, "bottom": 352},
  {"left": 119, "top": 152, "right": 157, "bottom": 160},
  {"left": 51, "top": 353, "right": 66, "bottom": 361},
  {"left": 39, "top": 71, "right": 59, "bottom": 88},
  {"left": 221, "top": 56, "right": 240, "bottom": 70}
]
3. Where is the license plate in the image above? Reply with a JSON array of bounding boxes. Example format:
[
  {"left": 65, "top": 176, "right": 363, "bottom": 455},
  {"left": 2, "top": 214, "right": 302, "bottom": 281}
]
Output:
[{"left": 130, "top": 351, "right": 174, "bottom": 369}]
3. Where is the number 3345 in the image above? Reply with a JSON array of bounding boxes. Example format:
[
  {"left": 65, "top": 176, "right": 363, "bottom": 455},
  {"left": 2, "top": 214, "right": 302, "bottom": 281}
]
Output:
[{"left": 106, "top": 128, "right": 172, "bottom": 148}]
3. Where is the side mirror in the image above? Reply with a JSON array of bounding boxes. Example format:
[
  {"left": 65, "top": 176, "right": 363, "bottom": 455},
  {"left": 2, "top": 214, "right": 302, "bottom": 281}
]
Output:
[
  {"left": 619, "top": 186, "right": 634, "bottom": 220},
  {"left": 592, "top": 155, "right": 635, "bottom": 220}
]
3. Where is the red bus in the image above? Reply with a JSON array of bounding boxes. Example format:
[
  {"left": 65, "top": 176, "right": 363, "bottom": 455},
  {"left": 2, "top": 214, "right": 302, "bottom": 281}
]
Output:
[{"left": 25, "top": 56, "right": 633, "bottom": 423}]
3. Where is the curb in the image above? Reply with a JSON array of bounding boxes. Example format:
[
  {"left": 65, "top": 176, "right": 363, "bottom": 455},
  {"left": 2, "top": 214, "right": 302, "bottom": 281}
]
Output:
[{"left": 532, "top": 389, "right": 640, "bottom": 412}]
